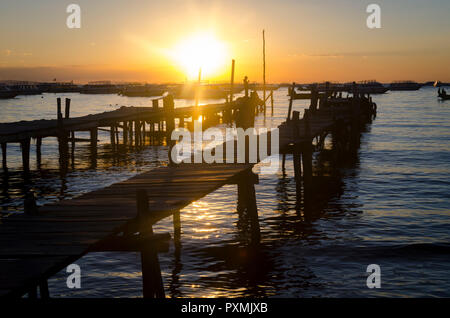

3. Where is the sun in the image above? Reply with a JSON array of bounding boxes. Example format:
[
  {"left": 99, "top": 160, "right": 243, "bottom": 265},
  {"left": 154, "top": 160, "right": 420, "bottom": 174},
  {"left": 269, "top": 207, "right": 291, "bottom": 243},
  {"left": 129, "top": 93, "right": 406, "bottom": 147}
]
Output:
[{"left": 171, "top": 32, "right": 228, "bottom": 80}]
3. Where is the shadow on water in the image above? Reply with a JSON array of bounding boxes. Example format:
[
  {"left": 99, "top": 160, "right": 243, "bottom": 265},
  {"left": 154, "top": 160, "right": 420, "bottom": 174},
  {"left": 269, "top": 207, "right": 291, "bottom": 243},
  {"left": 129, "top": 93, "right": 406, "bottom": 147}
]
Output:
[
  {"left": 166, "top": 126, "right": 366, "bottom": 298},
  {"left": 0, "top": 141, "right": 167, "bottom": 214}
]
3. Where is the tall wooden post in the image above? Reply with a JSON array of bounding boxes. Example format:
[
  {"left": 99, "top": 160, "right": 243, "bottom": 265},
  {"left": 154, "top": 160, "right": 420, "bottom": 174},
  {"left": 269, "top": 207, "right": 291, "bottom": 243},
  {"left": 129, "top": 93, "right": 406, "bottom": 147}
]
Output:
[
  {"left": 136, "top": 190, "right": 165, "bottom": 298},
  {"left": 270, "top": 91, "right": 274, "bottom": 116},
  {"left": 230, "top": 59, "right": 235, "bottom": 103},
  {"left": 123, "top": 121, "right": 128, "bottom": 146},
  {"left": 164, "top": 94, "right": 175, "bottom": 163},
  {"left": 133, "top": 121, "right": 138, "bottom": 147},
  {"left": 262, "top": 29, "right": 266, "bottom": 117},
  {"left": 64, "top": 98, "right": 71, "bottom": 119},
  {"left": 90, "top": 128, "right": 98, "bottom": 149},
  {"left": 57, "top": 98, "right": 62, "bottom": 123}
]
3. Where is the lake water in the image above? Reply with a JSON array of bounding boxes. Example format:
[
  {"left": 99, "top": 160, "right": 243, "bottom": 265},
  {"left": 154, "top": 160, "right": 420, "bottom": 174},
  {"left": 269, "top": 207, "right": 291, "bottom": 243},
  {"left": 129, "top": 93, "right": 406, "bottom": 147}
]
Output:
[{"left": 1, "top": 87, "right": 449, "bottom": 297}]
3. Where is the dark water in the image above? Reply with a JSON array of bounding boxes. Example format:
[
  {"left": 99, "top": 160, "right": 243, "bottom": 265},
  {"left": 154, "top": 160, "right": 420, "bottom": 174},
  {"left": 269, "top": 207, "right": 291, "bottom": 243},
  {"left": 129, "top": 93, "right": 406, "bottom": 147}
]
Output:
[{"left": 1, "top": 87, "right": 449, "bottom": 297}]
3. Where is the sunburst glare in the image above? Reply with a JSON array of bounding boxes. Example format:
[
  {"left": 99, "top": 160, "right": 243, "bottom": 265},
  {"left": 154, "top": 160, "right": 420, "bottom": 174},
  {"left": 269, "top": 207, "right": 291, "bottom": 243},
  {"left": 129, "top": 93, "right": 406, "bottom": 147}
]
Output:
[{"left": 171, "top": 32, "right": 229, "bottom": 80}]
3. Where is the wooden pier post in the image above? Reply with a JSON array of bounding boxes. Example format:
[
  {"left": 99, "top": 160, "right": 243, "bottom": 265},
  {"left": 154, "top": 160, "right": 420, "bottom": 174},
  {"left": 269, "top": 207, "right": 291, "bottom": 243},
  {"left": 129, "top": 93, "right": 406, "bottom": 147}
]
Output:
[
  {"left": 301, "top": 110, "right": 313, "bottom": 199},
  {"left": 287, "top": 82, "right": 295, "bottom": 121},
  {"left": 136, "top": 190, "right": 165, "bottom": 298},
  {"left": 229, "top": 59, "right": 235, "bottom": 102},
  {"left": 1, "top": 142, "right": 7, "bottom": 173},
  {"left": 58, "top": 134, "right": 69, "bottom": 177},
  {"left": 110, "top": 125, "right": 116, "bottom": 150},
  {"left": 164, "top": 94, "right": 175, "bottom": 162},
  {"left": 134, "top": 121, "right": 140, "bottom": 147},
  {"left": 20, "top": 138, "right": 31, "bottom": 174},
  {"left": 64, "top": 98, "right": 71, "bottom": 119},
  {"left": 237, "top": 172, "right": 260, "bottom": 245},
  {"left": 90, "top": 128, "right": 98, "bottom": 149},
  {"left": 57, "top": 98, "right": 62, "bottom": 123},
  {"left": 292, "top": 111, "right": 302, "bottom": 199},
  {"left": 123, "top": 121, "right": 128, "bottom": 146},
  {"left": 262, "top": 29, "right": 266, "bottom": 117},
  {"left": 271, "top": 91, "right": 274, "bottom": 116},
  {"left": 36, "top": 137, "right": 42, "bottom": 169}
]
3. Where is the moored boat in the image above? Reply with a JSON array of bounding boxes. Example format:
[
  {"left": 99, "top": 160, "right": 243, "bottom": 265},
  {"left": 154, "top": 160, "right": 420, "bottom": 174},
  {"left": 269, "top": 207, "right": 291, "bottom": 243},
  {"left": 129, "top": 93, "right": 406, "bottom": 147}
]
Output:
[
  {"left": 119, "top": 84, "right": 167, "bottom": 97},
  {"left": 0, "top": 85, "right": 18, "bottom": 99},
  {"left": 354, "top": 81, "right": 389, "bottom": 94},
  {"left": 80, "top": 81, "right": 120, "bottom": 94},
  {"left": 438, "top": 88, "right": 450, "bottom": 100},
  {"left": 389, "top": 81, "right": 422, "bottom": 91}
]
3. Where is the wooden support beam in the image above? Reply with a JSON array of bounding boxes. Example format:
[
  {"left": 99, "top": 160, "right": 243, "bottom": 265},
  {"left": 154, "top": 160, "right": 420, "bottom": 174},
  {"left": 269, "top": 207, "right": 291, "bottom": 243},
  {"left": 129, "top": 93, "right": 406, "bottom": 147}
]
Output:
[
  {"left": 134, "top": 121, "right": 140, "bottom": 147},
  {"left": 65, "top": 98, "right": 71, "bottom": 119},
  {"left": 136, "top": 190, "right": 165, "bottom": 298},
  {"left": 123, "top": 121, "right": 128, "bottom": 145},
  {"left": 90, "top": 128, "right": 98, "bottom": 148},
  {"left": 110, "top": 125, "right": 116, "bottom": 149},
  {"left": 292, "top": 111, "right": 302, "bottom": 199},
  {"left": 58, "top": 134, "right": 69, "bottom": 177},
  {"left": 56, "top": 98, "right": 62, "bottom": 124},
  {"left": 237, "top": 172, "right": 260, "bottom": 245},
  {"left": 20, "top": 138, "right": 31, "bottom": 174},
  {"left": 1, "top": 142, "right": 7, "bottom": 172}
]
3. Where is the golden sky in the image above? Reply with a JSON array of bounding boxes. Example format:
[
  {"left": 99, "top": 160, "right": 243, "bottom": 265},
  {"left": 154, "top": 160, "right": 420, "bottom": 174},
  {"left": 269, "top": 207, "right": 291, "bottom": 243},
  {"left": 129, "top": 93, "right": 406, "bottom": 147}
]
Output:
[{"left": 1, "top": 0, "right": 449, "bottom": 83}]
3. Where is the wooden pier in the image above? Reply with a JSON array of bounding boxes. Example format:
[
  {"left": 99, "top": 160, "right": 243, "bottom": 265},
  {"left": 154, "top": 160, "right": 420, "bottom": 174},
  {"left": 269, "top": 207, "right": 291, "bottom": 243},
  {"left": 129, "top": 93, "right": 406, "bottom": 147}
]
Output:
[
  {"left": 0, "top": 82, "right": 377, "bottom": 298},
  {"left": 0, "top": 94, "right": 251, "bottom": 173}
]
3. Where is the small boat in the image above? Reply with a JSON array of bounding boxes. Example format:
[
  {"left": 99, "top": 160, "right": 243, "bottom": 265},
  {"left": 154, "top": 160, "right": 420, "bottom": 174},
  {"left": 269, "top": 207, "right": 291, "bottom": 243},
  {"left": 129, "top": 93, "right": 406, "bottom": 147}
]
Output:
[
  {"left": 119, "top": 85, "right": 167, "bottom": 97},
  {"left": 248, "top": 83, "right": 280, "bottom": 91},
  {"left": 438, "top": 90, "right": 450, "bottom": 100},
  {"left": 389, "top": 81, "right": 422, "bottom": 91},
  {"left": 354, "top": 81, "right": 389, "bottom": 94},
  {"left": 171, "top": 84, "right": 228, "bottom": 99},
  {"left": 0, "top": 86, "right": 18, "bottom": 99},
  {"left": 80, "top": 81, "right": 120, "bottom": 94}
]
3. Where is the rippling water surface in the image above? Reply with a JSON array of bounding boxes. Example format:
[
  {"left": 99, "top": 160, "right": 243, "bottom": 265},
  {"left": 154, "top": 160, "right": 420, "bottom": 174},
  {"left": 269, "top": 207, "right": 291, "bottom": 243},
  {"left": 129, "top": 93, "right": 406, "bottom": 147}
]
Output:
[{"left": 1, "top": 87, "right": 449, "bottom": 297}]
